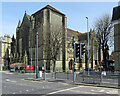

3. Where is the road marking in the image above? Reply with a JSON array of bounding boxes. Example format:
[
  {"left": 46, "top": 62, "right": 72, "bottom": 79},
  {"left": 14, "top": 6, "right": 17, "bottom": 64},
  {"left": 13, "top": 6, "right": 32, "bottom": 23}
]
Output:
[
  {"left": 12, "top": 92, "right": 15, "bottom": 94},
  {"left": 99, "top": 90, "right": 104, "bottom": 92},
  {"left": 69, "top": 89, "right": 98, "bottom": 94},
  {"left": 10, "top": 81, "right": 17, "bottom": 83},
  {"left": 106, "top": 90, "right": 118, "bottom": 94},
  {"left": 6, "top": 79, "right": 17, "bottom": 83},
  {"left": 47, "top": 86, "right": 83, "bottom": 95},
  {"left": 26, "top": 90, "right": 29, "bottom": 92},
  {"left": 6, "top": 79, "right": 10, "bottom": 82},
  {"left": 91, "top": 90, "right": 94, "bottom": 91},
  {"left": 32, "top": 89, "right": 34, "bottom": 90},
  {"left": 6, "top": 73, "right": 13, "bottom": 74}
]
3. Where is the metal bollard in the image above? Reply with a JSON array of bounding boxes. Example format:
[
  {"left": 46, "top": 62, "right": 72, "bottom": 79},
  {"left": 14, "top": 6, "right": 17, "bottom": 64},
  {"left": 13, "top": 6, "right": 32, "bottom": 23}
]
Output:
[
  {"left": 73, "top": 71, "right": 75, "bottom": 83},
  {"left": 67, "top": 71, "right": 69, "bottom": 80},
  {"left": 100, "top": 72, "right": 102, "bottom": 83},
  {"left": 44, "top": 71, "right": 46, "bottom": 80}
]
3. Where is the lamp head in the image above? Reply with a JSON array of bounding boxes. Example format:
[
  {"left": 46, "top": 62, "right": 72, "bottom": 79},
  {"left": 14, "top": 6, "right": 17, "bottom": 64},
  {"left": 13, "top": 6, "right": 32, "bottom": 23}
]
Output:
[{"left": 86, "top": 17, "right": 88, "bottom": 19}]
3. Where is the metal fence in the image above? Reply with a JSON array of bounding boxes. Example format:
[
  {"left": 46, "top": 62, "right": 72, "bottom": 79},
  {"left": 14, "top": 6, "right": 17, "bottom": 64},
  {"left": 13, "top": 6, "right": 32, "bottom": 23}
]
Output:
[{"left": 42, "top": 70, "right": 119, "bottom": 87}]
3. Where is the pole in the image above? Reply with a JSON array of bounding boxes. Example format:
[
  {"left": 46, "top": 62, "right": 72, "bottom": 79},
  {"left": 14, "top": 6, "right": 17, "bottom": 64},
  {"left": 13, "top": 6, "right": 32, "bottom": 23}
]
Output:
[
  {"left": 36, "top": 25, "right": 39, "bottom": 79},
  {"left": 31, "top": 47, "right": 32, "bottom": 72},
  {"left": 73, "top": 57, "right": 76, "bottom": 83},
  {"left": 30, "top": 20, "right": 32, "bottom": 72},
  {"left": 100, "top": 32, "right": 102, "bottom": 82},
  {"left": 73, "top": 43, "right": 76, "bottom": 83},
  {"left": 86, "top": 17, "right": 89, "bottom": 76},
  {"left": 35, "top": 44, "right": 36, "bottom": 74},
  {"left": 44, "top": 61, "right": 46, "bottom": 80}
]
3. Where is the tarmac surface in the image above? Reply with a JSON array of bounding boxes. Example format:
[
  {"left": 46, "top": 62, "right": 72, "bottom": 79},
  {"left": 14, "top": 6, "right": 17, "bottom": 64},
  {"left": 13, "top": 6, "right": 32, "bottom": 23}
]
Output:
[{"left": 0, "top": 71, "right": 120, "bottom": 95}]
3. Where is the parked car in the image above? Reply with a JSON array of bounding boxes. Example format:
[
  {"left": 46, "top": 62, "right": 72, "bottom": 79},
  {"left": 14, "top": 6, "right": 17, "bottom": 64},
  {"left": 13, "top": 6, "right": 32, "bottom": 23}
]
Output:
[{"left": 10, "top": 68, "right": 15, "bottom": 72}]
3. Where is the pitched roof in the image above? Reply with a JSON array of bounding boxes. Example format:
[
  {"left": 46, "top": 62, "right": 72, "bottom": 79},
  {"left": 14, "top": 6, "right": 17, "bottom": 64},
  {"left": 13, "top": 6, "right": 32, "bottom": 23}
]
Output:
[
  {"left": 67, "top": 28, "right": 89, "bottom": 36},
  {"left": 67, "top": 28, "right": 80, "bottom": 36},
  {"left": 26, "top": 14, "right": 31, "bottom": 17},
  {"left": 112, "top": 6, "right": 120, "bottom": 21},
  {"left": 26, "top": 14, "right": 31, "bottom": 20},
  {"left": 32, "top": 5, "right": 65, "bottom": 16}
]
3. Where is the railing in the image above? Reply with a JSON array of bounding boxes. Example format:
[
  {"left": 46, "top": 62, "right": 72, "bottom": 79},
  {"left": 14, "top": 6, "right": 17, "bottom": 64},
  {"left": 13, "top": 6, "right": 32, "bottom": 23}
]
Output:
[{"left": 42, "top": 70, "right": 119, "bottom": 87}]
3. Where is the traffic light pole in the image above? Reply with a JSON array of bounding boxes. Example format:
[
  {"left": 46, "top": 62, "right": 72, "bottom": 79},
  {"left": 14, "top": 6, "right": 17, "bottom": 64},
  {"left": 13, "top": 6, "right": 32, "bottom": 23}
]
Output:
[
  {"left": 73, "top": 57, "right": 76, "bottom": 83},
  {"left": 73, "top": 43, "right": 76, "bottom": 83},
  {"left": 86, "top": 17, "right": 89, "bottom": 76}
]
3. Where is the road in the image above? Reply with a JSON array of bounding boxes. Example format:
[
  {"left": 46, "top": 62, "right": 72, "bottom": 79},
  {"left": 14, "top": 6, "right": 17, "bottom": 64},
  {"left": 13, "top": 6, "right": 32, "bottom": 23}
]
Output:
[{"left": 0, "top": 71, "right": 119, "bottom": 95}]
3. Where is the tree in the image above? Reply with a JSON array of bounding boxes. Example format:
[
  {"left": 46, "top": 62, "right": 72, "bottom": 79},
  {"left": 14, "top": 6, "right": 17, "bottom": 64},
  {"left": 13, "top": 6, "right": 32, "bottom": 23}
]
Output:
[
  {"left": 44, "top": 23, "right": 64, "bottom": 74},
  {"left": 94, "top": 14, "right": 114, "bottom": 67}
]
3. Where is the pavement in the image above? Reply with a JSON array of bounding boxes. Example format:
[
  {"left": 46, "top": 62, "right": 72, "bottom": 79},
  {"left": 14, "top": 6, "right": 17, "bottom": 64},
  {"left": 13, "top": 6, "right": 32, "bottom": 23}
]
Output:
[{"left": 24, "top": 77, "right": 120, "bottom": 89}]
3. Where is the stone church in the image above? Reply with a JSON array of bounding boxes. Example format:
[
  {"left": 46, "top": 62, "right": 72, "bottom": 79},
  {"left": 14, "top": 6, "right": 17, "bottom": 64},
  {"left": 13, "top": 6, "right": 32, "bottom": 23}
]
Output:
[
  {"left": 11, "top": 5, "right": 67, "bottom": 72},
  {"left": 10, "top": 5, "right": 101, "bottom": 72}
]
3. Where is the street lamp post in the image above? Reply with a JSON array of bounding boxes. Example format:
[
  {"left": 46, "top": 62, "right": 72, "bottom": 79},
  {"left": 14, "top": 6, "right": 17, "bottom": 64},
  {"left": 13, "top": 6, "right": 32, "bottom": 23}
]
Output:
[
  {"left": 30, "top": 17, "right": 33, "bottom": 73},
  {"left": 36, "top": 25, "right": 39, "bottom": 79},
  {"left": 86, "top": 17, "right": 89, "bottom": 76}
]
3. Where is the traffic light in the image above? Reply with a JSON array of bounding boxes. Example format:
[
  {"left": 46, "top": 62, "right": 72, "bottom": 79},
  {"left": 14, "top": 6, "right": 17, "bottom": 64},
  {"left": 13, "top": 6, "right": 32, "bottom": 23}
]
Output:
[
  {"left": 80, "top": 43, "right": 85, "bottom": 59},
  {"left": 74, "top": 43, "right": 80, "bottom": 58}
]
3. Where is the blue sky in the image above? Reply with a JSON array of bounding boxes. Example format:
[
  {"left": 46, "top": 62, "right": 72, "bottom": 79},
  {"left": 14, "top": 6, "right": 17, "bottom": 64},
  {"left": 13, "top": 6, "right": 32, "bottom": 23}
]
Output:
[{"left": 1, "top": 2, "right": 118, "bottom": 37}]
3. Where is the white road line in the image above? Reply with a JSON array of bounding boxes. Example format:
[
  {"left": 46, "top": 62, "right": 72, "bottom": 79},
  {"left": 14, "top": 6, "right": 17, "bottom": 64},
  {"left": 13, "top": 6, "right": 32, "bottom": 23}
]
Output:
[
  {"left": 106, "top": 90, "right": 118, "bottom": 94},
  {"left": 6, "top": 79, "right": 17, "bottom": 83},
  {"left": 26, "top": 90, "right": 29, "bottom": 92},
  {"left": 12, "top": 92, "right": 15, "bottom": 94},
  {"left": 99, "top": 90, "right": 104, "bottom": 92},
  {"left": 47, "top": 82, "right": 53, "bottom": 83},
  {"left": 6, "top": 79, "right": 10, "bottom": 81},
  {"left": 10, "top": 81, "right": 17, "bottom": 83},
  {"left": 6, "top": 73, "right": 13, "bottom": 74},
  {"left": 69, "top": 89, "right": 99, "bottom": 94},
  {"left": 47, "top": 86, "right": 83, "bottom": 95}
]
